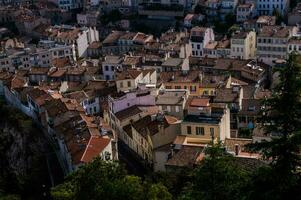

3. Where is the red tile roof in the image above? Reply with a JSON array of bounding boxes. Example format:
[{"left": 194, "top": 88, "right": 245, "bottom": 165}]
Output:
[
  {"left": 80, "top": 136, "right": 110, "bottom": 163},
  {"left": 190, "top": 98, "right": 210, "bottom": 107}
]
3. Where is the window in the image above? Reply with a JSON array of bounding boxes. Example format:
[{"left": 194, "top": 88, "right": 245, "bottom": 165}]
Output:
[
  {"left": 196, "top": 127, "right": 204, "bottom": 135},
  {"left": 187, "top": 126, "right": 192, "bottom": 134},
  {"left": 88, "top": 99, "right": 95, "bottom": 104},
  {"left": 175, "top": 106, "right": 179, "bottom": 112},
  {"left": 127, "top": 81, "right": 131, "bottom": 87},
  {"left": 167, "top": 106, "right": 171, "bottom": 112},
  {"left": 197, "top": 44, "right": 200, "bottom": 49},
  {"left": 105, "top": 65, "right": 109, "bottom": 71},
  {"left": 94, "top": 107, "right": 97, "bottom": 113},
  {"left": 120, "top": 82, "right": 123, "bottom": 88},
  {"left": 190, "top": 85, "right": 196, "bottom": 92},
  {"left": 210, "top": 128, "right": 214, "bottom": 137},
  {"left": 175, "top": 86, "right": 181, "bottom": 89}
]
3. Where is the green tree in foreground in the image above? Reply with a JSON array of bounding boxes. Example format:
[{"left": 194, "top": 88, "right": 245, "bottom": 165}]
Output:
[
  {"left": 179, "top": 143, "right": 250, "bottom": 200},
  {"left": 51, "top": 158, "right": 172, "bottom": 200},
  {"left": 248, "top": 53, "right": 301, "bottom": 200}
]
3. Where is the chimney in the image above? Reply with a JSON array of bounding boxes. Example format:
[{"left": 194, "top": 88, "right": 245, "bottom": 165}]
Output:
[{"left": 235, "top": 144, "right": 239, "bottom": 156}]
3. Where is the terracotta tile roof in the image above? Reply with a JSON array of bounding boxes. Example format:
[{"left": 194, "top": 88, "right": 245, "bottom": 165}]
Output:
[
  {"left": 66, "top": 67, "right": 86, "bottom": 75},
  {"left": 116, "top": 69, "right": 142, "bottom": 80},
  {"left": 27, "top": 88, "right": 53, "bottom": 106},
  {"left": 64, "top": 91, "right": 88, "bottom": 103},
  {"left": 133, "top": 32, "right": 151, "bottom": 44},
  {"left": 164, "top": 115, "right": 179, "bottom": 124},
  {"left": 122, "top": 56, "right": 142, "bottom": 66},
  {"left": 119, "top": 32, "right": 136, "bottom": 40},
  {"left": 61, "top": 98, "right": 85, "bottom": 112},
  {"left": 190, "top": 98, "right": 210, "bottom": 107},
  {"left": 88, "top": 41, "right": 102, "bottom": 49},
  {"left": 48, "top": 68, "right": 67, "bottom": 78},
  {"left": 115, "top": 105, "right": 143, "bottom": 121},
  {"left": 16, "top": 69, "right": 29, "bottom": 77},
  {"left": 29, "top": 67, "right": 50, "bottom": 75},
  {"left": 10, "top": 76, "right": 26, "bottom": 89},
  {"left": 258, "top": 25, "right": 295, "bottom": 38},
  {"left": 80, "top": 136, "right": 110, "bottom": 163},
  {"left": 0, "top": 71, "right": 13, "bottom": 86},
  {"left": 102, "top": 31, "right": 124, "bottom": 44},
  {"left": 156, "top": 90, "right": 187, "bottom": 105},
  {"left": 166, "top": 145, "right": 204, "bottom": 167},
  {"left": 44, "top": 98, "right": 68, "bottom": 118},
  {"left": 214, "top": 88, "right": 240, "bottom": 103},
  {"left": 238, "top": 99, "right": 262, "bottom": 116},
  {"left": 39, "top": 81, "right": 61, "bottom": 90},
  {"left": 52, "top": 57, "right": 71, "bottom": 68},
  {"left": 230, "top": 77, "right": 249, "bottom": 86}
]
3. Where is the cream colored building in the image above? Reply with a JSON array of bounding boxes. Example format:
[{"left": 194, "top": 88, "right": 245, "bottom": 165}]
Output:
[
  {"left": 180, "top": 97, "right": 231, "bottom": 144},
  {"left": 116, "top": 69, "right": 157, "bottom": 92},
  {"left": 231, "top": 31, "right": 256, "bottom": 60}
]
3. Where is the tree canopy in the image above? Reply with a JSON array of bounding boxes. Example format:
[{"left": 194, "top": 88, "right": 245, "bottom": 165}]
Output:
[{"left": 51, "top": 158, "right": 172, "bottom": 200}]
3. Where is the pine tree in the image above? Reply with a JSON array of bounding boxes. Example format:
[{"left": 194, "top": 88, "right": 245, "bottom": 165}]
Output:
[{"left": 248, "top": 53, "right": 301, "bottom": 200}]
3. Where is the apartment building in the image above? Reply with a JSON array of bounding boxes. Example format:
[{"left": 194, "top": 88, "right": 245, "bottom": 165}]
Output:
[
  {"left": 160, "top": 70, "right": 230, "bottom": 96},
  {"left": 236, "top": 3, "right": 255, "bottom": 22},
  {"left": 190, "top": 26, "right": 215, "bottom": 57},
  {"left": 203, "top": 38, "right": 231, "bottom": 58},
  {"left": 156, "top": 89, "right": 189, "bottom": 119},
  {"left": 231, "top": 31, "right": 256, "bottom": 60},
  {"left": 102, "top": 56, "right": 123, "bottom": 80},
  {"left": 257, "top": 25, "right": 298, "bottom": 64},
  {"left": 115, "top": 69, "right": 156, "bottom": 92},
  {"left": 49, "top": 0, "right": 83, "bottom": 10},
  {"left": 256, "top": 0, "right": 289, "bottom": 15},
  {"left": 46, "top": 25, "right": 99, "bottom": 58},
  {"left": 287, "top": 37, "right": 301, "bottom": 54},
  {"left": 181, "top": 97, "right": 231, "bottom": 144},
  {"left": 107, "top": 89, "right": 156, "bottom": 134}
]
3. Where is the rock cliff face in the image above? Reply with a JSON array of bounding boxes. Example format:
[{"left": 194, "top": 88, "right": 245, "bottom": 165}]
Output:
[
  {"left": 0, "top": 124, "right": 45, "bottom": 178},
  {"left": 0, "top": 104, "right": 48, "bottom": 198}
]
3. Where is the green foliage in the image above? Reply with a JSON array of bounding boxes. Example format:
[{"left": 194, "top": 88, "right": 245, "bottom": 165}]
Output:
[
  {"left": 51, "top": 158, "right": 172, "bottom": 200},
  {"left": 100, "top": 10, "right": 122, "bottom": 25},
  {"left": 179, "top": 143, "right": 250, "bottom": 200},
  {"left": 147, "top": 183, "right": 172, "bottom": 200},
  {"left": 272, "top": 9, "right": 284, "bottom": 25},
  {"left": 194, "top": 5, "right": 203, "bottom": 14},
  {"left": 213, "top": 13, "right": 236, "bottom": 34},
  {"left": 239, "top": 127, "right": 252, "bottom": 138},
  {"left": 0, "top": 194, "right": 21, "bottom": 200},
  {"left": 247, "top": 53, "right": 301, "bottom": 199}
]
